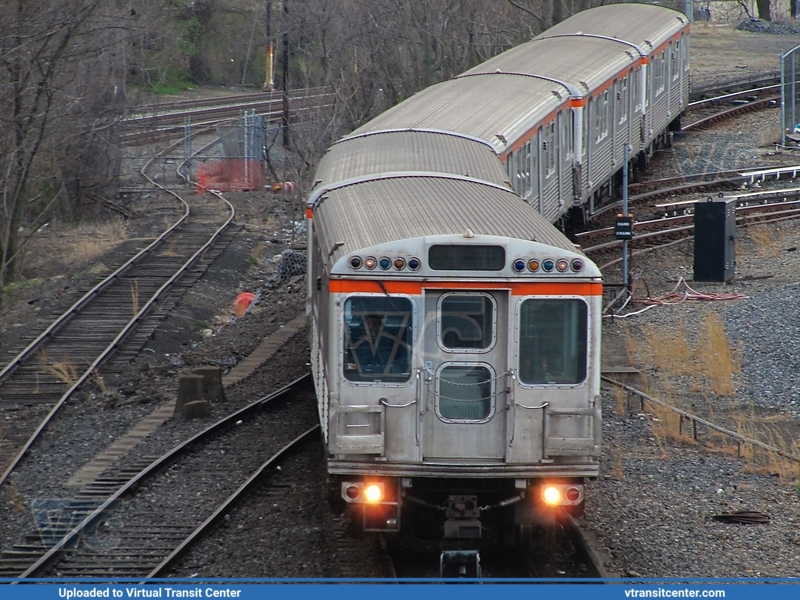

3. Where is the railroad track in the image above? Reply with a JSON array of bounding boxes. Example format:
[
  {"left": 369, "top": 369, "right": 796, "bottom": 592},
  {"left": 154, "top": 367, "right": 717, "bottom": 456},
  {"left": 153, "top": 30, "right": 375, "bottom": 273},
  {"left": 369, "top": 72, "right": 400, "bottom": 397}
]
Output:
[
  {"left": 121, "top": 87, "right": 335, "bottom": 145},
  {"left": 0, "top": 376, "right": 316, "bottom": 578},
  {"left": 689, "top": 71, "right": 780, "bottom": 102},
  {"left": 386, "top": 512, "right": 609, "bottom": 579},
  {"left": 0, "top": 148, "right": 235, "bottom": 487},
  {"left": 580, "top": 163, "right": 800, "bottom": 258}
]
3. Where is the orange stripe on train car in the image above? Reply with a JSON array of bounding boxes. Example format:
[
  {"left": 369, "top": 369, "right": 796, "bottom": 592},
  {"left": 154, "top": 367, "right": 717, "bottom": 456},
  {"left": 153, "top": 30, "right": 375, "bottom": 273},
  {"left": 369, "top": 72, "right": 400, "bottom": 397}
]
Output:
[
  {"left": 329, "top": 280, "right": 603, "bottom": 296},
  {"left": 306, "top": 207, "right": 313, "bottom": 219}
]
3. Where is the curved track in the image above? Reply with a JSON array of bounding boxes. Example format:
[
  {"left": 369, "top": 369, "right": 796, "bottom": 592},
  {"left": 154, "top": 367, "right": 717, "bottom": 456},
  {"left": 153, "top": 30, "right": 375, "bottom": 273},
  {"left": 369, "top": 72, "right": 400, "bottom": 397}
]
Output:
[
  {"left": 0, "top": 376, "right": 315, "bottom": 579},
  {"left": 0, "top": 151, "right": 235, "bottom": 487}
]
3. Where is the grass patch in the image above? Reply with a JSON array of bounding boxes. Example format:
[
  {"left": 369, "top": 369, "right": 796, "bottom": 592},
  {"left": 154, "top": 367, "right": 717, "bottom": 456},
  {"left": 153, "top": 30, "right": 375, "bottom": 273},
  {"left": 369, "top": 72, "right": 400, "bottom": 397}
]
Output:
[
  {"left": 748, "top": 223, "right": 785, "bottom": 258},
  {"left": 37, "top": 350, "right": 79, "bottom": 386},
  {"left": 130, "top": 279, "right": 140, "bottom": 316}
]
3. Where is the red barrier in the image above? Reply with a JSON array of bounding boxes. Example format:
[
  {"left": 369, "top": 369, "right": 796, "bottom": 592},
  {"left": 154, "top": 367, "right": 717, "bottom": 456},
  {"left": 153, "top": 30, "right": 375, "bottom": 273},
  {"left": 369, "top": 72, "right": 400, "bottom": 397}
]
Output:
[{"left": 196, "top": 159, "right": 267, "bottom": 193}]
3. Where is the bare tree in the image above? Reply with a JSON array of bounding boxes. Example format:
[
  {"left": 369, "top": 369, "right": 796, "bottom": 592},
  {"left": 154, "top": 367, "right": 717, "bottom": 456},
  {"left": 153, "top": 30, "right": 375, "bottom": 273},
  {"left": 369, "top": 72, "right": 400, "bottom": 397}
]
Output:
[{"left": 0, "top": 0, "right": 149, "bottom": 287}]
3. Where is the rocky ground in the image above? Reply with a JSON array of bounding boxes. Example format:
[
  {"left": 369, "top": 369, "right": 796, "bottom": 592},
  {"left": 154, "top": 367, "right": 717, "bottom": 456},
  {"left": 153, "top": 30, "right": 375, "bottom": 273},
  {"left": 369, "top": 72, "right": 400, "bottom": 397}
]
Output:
[{"left": 2, "top": 18, "right": 800, "bottom": 580}]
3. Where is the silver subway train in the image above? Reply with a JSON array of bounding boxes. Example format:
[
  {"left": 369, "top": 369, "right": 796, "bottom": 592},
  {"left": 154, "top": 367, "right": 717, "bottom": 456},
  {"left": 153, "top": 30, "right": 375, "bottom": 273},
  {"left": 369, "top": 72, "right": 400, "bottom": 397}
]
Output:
[{"left": 306, "top": 4, "right": 688, "bottom": 544}]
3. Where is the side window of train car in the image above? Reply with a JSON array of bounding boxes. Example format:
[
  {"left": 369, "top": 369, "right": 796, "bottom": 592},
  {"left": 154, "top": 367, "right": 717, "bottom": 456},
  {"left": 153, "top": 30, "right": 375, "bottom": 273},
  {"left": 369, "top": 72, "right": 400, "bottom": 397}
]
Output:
[
  {"left": 512, "top": 146, "right": 531, "bottom": 198},
  {"left": 518, "top": 299, "right": 587, "bottom": 385},
  {"left": 343, "top": 296, "right": 413, "bottom": 383},
  {"left": 672, "top": 40, "right": 681, "bottom": 81},
  {"left": 560, "top": 110, "right": 573, "bottom": 161},
  {"left": 618, "top": 77, "right": 628, "bottom": 125},
  {"left": 545, "top": 122, "right": 556, "bottom": 177},
  {"left": 656, "top": 51, "right": 666, "bottom": 96},
  {"left": 439, "top": 293, "right": 496, "bottom": 351},
  {"left": 595, "top": 91, "right": 609, "bottom": 144}
]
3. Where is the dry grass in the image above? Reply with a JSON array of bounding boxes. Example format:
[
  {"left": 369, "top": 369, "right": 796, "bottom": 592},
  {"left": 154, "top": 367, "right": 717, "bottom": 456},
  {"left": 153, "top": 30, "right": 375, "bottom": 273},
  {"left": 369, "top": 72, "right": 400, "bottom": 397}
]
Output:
[
  {"left": 748, "top": 224, "right": 785, "bottom": 258},
  {"left": 68, "top": 219, "right": 129, "bottom": 264},
  {"left": 624, "top": 320, "right": 693, "bottom": 378},
  {"left": 608, "top": 448, "right": 625, "bottom": 480},
  {"left": 627, "top": 310, "right": 738, "bottom": 397},
  {"left": 91, "top": 369, "right": 108, "bottom": 394},
  {"left": 612, "top": 385, "right": 627, "bottom": 416},
  {"left": 130, "top": 279, "right": 140, "bottom": 316},
  {"left": 37, "top": 350, "right": 79, "bottom": 386},
  {"left": 696, "top": 311, "right": 740, "bottom": 396},
  {"left": 616, "top": 312, "right": 800, "bottom": 483},
  {"left": 158, "top": 238, "right": 180, "bottom": 257},
  {"left": 250, "top": 242, "right": 269, "bottom": 265}
]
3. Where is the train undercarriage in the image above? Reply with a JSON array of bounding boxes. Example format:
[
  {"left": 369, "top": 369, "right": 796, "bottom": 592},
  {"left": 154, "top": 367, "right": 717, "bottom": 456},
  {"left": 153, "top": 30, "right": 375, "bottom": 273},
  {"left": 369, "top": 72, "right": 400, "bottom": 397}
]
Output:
[{"left": 331, "top": 475, "right": 586, "bottom": 549}]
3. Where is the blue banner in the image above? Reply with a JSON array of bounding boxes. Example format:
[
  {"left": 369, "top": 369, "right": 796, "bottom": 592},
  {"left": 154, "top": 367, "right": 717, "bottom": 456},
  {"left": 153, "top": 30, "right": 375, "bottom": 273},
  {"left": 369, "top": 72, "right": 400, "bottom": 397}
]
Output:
[{"left": 0, "top": 581, "right": 798, "bottom": 600}]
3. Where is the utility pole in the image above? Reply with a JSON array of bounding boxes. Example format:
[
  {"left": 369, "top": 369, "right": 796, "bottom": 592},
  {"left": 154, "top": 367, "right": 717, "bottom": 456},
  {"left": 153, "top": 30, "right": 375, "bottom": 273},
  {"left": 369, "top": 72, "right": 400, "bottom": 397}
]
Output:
[
  {"left": 264, "top": 0, "right": 274, "bottom": 91},
  {"left": 282, "top": 0, "right": 290, "bottom": 148}
]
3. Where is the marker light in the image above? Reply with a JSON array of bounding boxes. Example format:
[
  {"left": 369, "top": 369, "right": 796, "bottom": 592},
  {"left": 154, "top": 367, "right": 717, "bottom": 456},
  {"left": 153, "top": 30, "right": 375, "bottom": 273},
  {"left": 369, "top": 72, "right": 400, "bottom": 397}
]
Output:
[
  {"left": 543, "top": 486, "right": 561, "bottom": 506},
  {"left": 556, "top": 259, "right": 569, "bottom": 272},
  {"left": 364, "top": 483, "right": 383, "bottom": 503},
  {"left": 513, "top": 259, "right": 526, "bottom": 272},
  {"left": 566, "top": 487, "right": 582, "bottom": 503},
  {"left": 528, "top": 259, "right": 540, "bottom": 272},
  {"left": 364, "top": 257, "right": 377, "bottom": 269},
  {"left": 349, "top": 256, "right": 362, "bottom": 269},
  {"left": 379, "top": 257, "right": 391, "bottom": 270},
  {"left": 408, "top": 257, "right": 421, "bottom": 270},
  {"left": 345, "top": 485, "right": 361, "bottom": 500},
  {"left": 542, "top": 259, "right": 555, "bottom": 272},
  {"left": 394, "top": 257, "right": 406, "bottom": 270},
  {"left": 571, "top": 259, "right": 584, "bottom": 272}
]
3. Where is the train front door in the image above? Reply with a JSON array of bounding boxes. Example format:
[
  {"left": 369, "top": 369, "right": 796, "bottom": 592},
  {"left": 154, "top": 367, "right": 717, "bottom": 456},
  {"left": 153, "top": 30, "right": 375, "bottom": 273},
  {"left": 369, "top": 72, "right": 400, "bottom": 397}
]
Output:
[{"left": 421, "top": 290, "right": 508, "bottom": 460}]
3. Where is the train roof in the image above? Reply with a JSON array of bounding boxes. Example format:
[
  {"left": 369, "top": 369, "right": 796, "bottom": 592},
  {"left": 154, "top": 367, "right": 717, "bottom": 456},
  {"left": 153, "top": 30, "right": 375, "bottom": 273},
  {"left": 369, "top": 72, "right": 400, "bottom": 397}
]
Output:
[
  {"left": 313, "top": 130, "right": 510, "bottom": 191},
  {"left": 537, "top": 4, "right": 688, "bottom": 55},
  {"left": 311, "top": 175, "right": 579, "bottom": 271},
  {"left": 462, "top": 35, "right": 638, "bottom": 97},
  {"left": 348, "top": 74, "right": 566, "bottom": 154}
]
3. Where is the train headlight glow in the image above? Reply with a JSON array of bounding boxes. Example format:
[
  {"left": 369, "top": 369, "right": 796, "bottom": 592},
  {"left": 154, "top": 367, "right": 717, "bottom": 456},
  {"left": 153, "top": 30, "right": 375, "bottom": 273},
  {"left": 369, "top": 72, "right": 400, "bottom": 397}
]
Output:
[
  {"left": 513, "top": 259, "right": 526, "bottom": 272},
  {"left": 364, "top": 257, "right": 377, "bottom": 269},
  {"left": 364, "top": 483, "right": 383, "bottom": 503},
  {"left": 543, "top": 486, "right": 561, "bottom": 506},
  {"left": 556, "top": 259, "right": 569, "bottom": 272}
]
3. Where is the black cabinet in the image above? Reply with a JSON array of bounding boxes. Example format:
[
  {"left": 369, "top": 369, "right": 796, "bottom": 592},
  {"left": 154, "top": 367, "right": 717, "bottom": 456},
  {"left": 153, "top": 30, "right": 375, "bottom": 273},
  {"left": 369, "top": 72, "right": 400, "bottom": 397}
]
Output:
[{"left": 693, "top": 199, "right": 735, "bottom": 282}]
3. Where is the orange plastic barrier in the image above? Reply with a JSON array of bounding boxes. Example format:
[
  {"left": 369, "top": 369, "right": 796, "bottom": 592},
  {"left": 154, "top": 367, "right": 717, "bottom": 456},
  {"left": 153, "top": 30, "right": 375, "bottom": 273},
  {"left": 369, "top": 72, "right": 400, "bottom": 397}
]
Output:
[
  {"left": 233, "top": 292, "right": 256, "bottom": 317},
  {"left": 196, "top": 159, "right": 267, "bottom": 193}
]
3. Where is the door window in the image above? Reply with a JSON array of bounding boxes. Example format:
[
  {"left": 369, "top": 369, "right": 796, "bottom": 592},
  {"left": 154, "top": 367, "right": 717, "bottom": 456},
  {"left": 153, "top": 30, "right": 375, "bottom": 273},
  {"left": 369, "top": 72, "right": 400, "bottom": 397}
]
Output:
[
  {"left": 439, "top": 293, "right": 495, "bottom": 351},
  {"left": 437, "top": 364, "right": 493, "bottom": 420}
]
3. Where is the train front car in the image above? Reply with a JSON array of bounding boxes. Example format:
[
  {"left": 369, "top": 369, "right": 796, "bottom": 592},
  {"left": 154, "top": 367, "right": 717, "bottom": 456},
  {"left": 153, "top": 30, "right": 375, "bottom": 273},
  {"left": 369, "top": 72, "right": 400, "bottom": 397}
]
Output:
[{"left": 307, "top": 175, "right": 602, "bottom": 545}]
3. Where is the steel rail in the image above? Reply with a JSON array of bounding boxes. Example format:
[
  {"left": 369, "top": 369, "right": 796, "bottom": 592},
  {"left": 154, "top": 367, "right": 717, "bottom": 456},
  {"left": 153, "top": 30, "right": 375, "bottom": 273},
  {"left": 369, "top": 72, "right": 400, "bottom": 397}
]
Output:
[
  {"left": 148, "top": 424, "right": 319, "bottom": 577},
  {"left": 0, "top": 136, "right": 235, "bottom": 488},
  {"left": 16, "top": 375, "right": 312, "bottom": 579},
  {"left": 602, "top": 376, "right": 800, "bottom": 464}
]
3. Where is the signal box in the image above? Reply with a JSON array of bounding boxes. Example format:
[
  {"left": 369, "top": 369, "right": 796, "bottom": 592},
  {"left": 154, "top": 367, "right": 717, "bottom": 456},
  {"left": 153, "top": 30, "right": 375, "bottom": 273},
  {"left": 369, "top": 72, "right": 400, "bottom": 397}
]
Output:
[{"left": 693, "top": 198, "right": 735, "bottom": 282}]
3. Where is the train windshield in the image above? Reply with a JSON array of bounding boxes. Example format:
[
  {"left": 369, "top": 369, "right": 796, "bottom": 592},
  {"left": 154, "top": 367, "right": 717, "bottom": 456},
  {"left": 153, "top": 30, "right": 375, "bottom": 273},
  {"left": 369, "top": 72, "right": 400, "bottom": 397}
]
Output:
[
  {"left": 518, "top": 299, "right": 587, "bottom": 385},
  {"left": 343, "top": 297, "right": 413, "bottom": 383}
]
